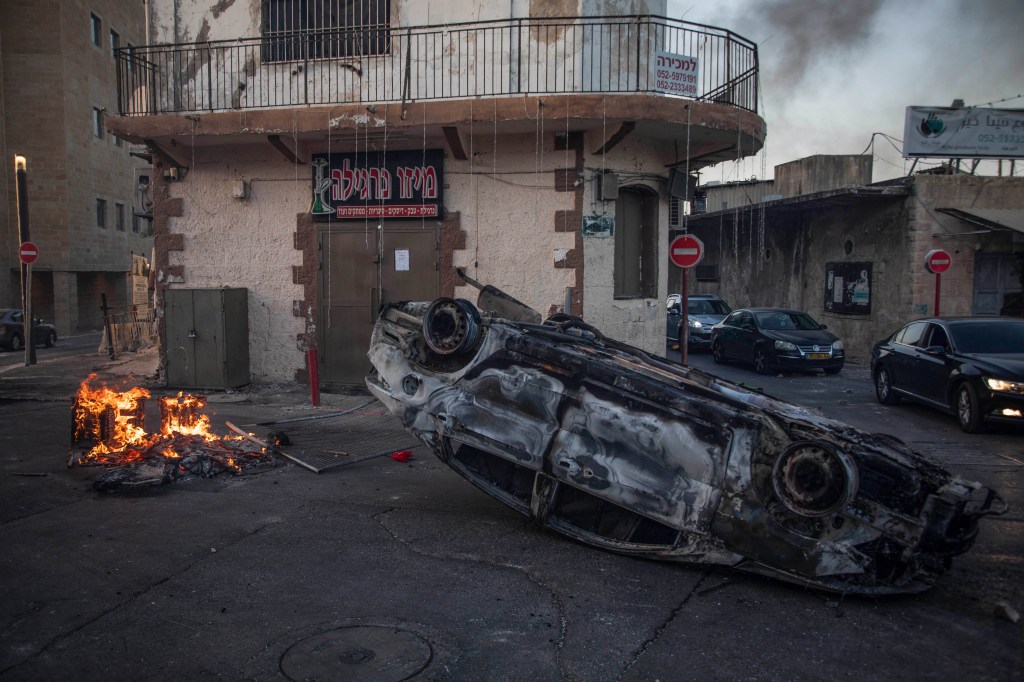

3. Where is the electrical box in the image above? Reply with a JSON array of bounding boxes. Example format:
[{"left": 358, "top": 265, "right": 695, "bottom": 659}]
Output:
[
  {"left": 165, "top": 288, "right": 250, "bottom": 389},
  {"left": 597, "top": 172, "right": 619, "bottom": 200}
]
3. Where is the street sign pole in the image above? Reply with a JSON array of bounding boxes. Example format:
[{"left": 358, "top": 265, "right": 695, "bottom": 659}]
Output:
[
  {"left": 681, "top": 266, "right": 689, "bottom": 365},
  {"left": 924, "top": 249, "right": 952, "bottom": 317},
  {"left": 14, "top": 155, "right": 36, "bottom": 366},
  {"left": 669, "top": 234, "right": 705, "bottom": 366}
]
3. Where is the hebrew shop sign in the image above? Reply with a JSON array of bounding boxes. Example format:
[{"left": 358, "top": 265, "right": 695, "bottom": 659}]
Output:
[{"left": 311, "top": 150, "right": 444, "bottom": 220}]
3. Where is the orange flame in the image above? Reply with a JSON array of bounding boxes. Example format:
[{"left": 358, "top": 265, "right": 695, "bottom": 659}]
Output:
[{"left": 72, "top": 375, "right": 241, "bottom": 465}]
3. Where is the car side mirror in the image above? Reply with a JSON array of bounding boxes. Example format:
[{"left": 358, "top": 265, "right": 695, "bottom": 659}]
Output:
[
  {"left": 819, "top": 324, "right": 828, "bottom": 330},
  {"left": 668, "top": 303, "right": 680, "bottom": 314},
  {"left": 923, "top": 345, "right": 947, "bottom": 356},
  {"left": 741, "top": 324, "right": 754, "bottom": 332}
]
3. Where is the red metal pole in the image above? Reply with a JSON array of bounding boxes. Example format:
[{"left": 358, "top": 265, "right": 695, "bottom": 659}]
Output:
[
  {"left": 681, "top": 268, "right": 689, "bottom": 366},
  {"left": 307, "top": 348, "right": 321, "bottom": 406},
  {"left": 934, "top": 272, "right": 941, "bottom": 317}
]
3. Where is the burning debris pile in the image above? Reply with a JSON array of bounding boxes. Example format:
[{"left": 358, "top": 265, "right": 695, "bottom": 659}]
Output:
[{"left": 69, "top": 375, "right": 277, "bottom": 492}]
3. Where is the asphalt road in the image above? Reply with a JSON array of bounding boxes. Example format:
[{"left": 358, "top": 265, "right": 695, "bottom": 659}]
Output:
[
  {"left": 0, "top": 332, "right": 103, "bottom": 372},
  {"left": 0, "top": 342, "right": 1020, "bottom": 680}
]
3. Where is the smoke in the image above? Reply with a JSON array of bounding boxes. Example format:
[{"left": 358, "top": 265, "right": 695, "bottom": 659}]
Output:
[{"left": 727, "top": 0, "right": 885, "bottom": 89}]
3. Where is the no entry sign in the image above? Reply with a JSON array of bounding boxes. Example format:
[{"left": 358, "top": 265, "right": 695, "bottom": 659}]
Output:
[
  {"left": 670, "top": 234, "right": 704, "bottom": 269},
  {"left": 18, "top": 241, "right": 38, "bottom": 265},
  {"left": 924, "top": 249, "right": 951, "bottom": 274}
]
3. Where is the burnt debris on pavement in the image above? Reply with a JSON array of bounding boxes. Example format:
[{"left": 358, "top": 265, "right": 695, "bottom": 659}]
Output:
[{"left": 68, "top": 375, "right": 278, "bottom": 492}]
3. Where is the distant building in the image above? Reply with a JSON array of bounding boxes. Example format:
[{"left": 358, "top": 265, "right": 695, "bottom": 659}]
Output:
[
  {"left": 109, "top": 0, "right": 766, "bottom": 387},
  {"left": 681, "top": 155, "right": 1024, "bottom": 361},
  {"left": 1, "top": 1, "right": 153, "bottom": 335}
]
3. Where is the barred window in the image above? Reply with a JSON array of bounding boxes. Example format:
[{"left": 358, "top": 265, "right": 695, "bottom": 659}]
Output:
[{"left": 262, "top": 0, "right": 391, "bottom": 62}]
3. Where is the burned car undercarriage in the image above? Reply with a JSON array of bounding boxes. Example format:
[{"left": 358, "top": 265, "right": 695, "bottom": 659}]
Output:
[{"left": 366, "top": 286, "right": 1004, "bottom": 595}]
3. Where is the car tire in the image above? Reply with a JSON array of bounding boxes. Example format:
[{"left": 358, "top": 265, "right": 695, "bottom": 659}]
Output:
[
  {"left": 956, "top": 382, "right": 986, "bottom": 434},
  {"left": 754, "top": 347, "right": 770, "bottom": 375},
  {"left": 10, "top": 333, "right": 23, "bottom": 352},
  {"left": 45, "top": 331, "right": 57, "bottom": 348},
  {"left": 712, "top": 339, "right": 725, "bottom": 364},
  {"left": 874, "top": 365, "right": 901, "bottom": 405}
]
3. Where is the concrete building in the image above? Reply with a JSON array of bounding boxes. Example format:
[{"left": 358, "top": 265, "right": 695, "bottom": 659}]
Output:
[
  {"left": 682, "top": 157, "right": 1024, "bottom": 362},
  {"left": 1, "top": 0, "right": 154, "bottom": 335},
  {"left": 108, "top": 0, "right": 765, "bottom": 387}
]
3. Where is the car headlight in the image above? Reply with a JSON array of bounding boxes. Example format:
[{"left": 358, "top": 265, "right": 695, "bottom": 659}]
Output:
[
  {"left": 688, "top": 320, "right": 703, "bottom": 329},
  {"left": 984, "top": 377, "right": 1024, "bottom": 394},
  {"left": 775, "top": 340, "right": 797, "bottom": 351},
  {"left": 832, "top": 340, "right": 844, "bottom": 351}
]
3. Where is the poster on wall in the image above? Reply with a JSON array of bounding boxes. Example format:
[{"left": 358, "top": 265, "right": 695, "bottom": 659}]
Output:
[
  {"left": 582, "top": 214, "right": 614, "bottom": 238},
  {"left": 825, "top": 262, "right": 872, "bottom": 315},
  {"left": 311, "top": 149, "right": 444, "bottom": 220}
]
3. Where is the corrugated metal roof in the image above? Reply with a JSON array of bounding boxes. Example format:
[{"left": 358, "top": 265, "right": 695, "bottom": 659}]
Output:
[
  {"left": 683, "top": 184, "right": 909, "bottom": 226},
  {"left": 935, "top": 208, "right": 1024, "bottom": 234}
]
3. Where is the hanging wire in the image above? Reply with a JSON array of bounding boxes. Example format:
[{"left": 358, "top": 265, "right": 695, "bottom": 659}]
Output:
[{"left": 970, "top": 94, "right": 1023, "bottom": 108}]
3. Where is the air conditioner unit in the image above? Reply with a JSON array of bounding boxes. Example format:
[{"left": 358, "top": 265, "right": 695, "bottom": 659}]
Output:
[{"left": 669, "top": 196, "right": 682, "bottom": 227}]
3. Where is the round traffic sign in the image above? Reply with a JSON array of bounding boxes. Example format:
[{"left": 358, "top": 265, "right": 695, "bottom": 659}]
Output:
[
  {"left": 18, "top": 241, "right": 38, "bottom": 265},
  {"left": 669, "top": 234, "right": 704, "bottom": 269},
  {"left": 924, "top": 249, "right": 951, "bottom": 274}
]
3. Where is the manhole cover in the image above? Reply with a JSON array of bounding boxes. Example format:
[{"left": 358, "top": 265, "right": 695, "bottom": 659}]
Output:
[{"left": 280, "top": 626, "right": 432, "bottom": 681}]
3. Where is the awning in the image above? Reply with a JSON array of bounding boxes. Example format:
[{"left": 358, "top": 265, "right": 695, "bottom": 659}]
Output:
[{"left": 935, "top": 207, "right": 1024, "bottom": 234}]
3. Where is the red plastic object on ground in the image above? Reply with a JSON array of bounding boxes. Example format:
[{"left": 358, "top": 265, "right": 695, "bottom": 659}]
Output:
[{"left": 390, "top": 450, "right": 413, "bottom": 462}]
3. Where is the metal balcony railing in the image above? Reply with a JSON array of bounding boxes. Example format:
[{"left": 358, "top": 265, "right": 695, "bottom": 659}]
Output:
[{"left": 116, "top": 15, "right": 758, "bottom": 117}]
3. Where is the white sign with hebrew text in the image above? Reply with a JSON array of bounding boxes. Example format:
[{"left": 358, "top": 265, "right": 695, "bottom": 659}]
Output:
[{"left": 653, "top": 51, "right": 700, "bottom": 97}]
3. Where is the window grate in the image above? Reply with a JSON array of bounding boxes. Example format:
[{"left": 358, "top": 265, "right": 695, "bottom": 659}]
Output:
[{"left": 262, "top": 0, "right": 391, "bottom": 62}]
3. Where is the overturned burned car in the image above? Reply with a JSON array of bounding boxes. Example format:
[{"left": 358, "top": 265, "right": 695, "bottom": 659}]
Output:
[{"left": 366, "top": 282, "right": 1004, "bottom": 594}]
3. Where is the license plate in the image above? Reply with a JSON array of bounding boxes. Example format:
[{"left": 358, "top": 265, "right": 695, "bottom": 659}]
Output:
[{"left": 806, "top": 353, "right": 831, "bottom": 360}]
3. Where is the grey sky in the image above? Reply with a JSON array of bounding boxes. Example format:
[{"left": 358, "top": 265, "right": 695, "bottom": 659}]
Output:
[{"left": 671, "top": 0, "right": 1024, "bottom": 182}]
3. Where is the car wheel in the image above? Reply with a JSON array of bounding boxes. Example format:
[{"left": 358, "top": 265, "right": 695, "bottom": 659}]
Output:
[
  {"left": 712, "top": 339, "right": 725, "bottom": 364},
  {"left": 874, "top": 365, "right": 901, "bottom": 405},
  {"left": 10, "top": 333, "right": 23, "bottom": 352},
  {"left": 753, "top": 347, "right": 770, "bottom": 375},
  {"left": 45, "top": 331, "right": 57, "bottom": 348},
  {"left": 956, "top": 382, "right": 986, "bottom": 433}
]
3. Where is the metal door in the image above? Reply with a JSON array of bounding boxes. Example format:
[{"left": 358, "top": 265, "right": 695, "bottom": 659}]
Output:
[
  {"left": 165, "top": 289, "right": 223, "bottom": 387},
  {"left": 318, "top": 225, "right": 438, "bottom": 386}
]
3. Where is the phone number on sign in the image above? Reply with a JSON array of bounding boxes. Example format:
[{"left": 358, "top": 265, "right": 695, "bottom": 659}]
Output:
[
  {"left": 656, "top": 80, "right": 698, "bottom": 96},
  {"left": 656, "top": 70, "right": 697, "bottom": 83},
  {"left": 977, "top": 133, "right": 1024, "bottom": 144}
]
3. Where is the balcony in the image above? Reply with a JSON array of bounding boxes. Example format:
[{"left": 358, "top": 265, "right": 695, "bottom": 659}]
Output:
[{"left": 116, "top": 15, "right": 758, "bottom": 116}]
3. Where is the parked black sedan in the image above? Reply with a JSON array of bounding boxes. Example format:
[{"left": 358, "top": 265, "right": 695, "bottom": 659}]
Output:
[
  {"left": 0, "top": 309, "right": 57, "bottom": 351},
  {"left": 871, "top": 317, "right": 1024, "bottom": 433},
  {"left": 711, "top": 308, "right": 844, "bottom": 375}
]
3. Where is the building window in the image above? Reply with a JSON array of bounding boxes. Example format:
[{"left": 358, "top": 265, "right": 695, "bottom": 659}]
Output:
[
  {"left": 262, "top": 0, "right": 391, "bottom": 62},
  {"left": 614, "top": 187, "right": 658, "bottom": 299},
  {"left": 110, "top": 29, "right": 120, "bottom": 57},
  {"left": 93, "top": 107, "right": 104, "bottom": 138},
  {"left": 96, "top": 198, "right": 107, "bottom": 228},
  {"left": 91, "top": 14, "right": 102, "bottom": 47},
  {"left": 115, "top": 203, "right": 126, "bottom": 231}
]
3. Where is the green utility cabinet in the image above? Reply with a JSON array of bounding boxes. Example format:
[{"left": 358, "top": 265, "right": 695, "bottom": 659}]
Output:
[{"left": 165, "top": 288, "right": 250, "bottom": 389}]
